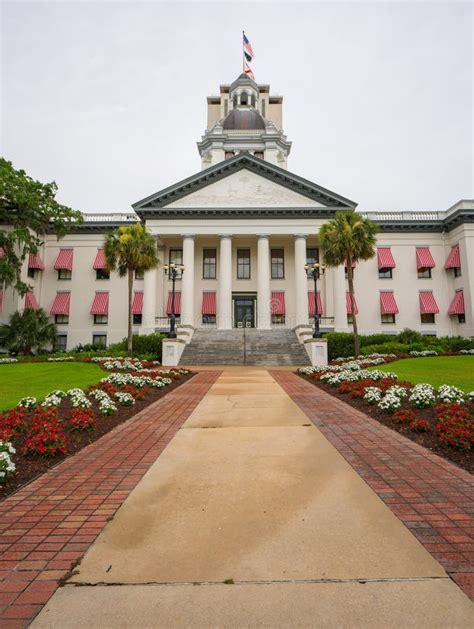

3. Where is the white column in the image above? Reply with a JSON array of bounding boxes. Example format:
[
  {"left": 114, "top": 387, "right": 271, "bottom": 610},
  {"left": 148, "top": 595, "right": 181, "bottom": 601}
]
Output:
[
  {"left": 294, "top": 235, "right": 309, "bottom": 327},
  {"left": 181, "top": 235, "right": 195, "bottom": 327},
  {"left": 142, "top": 267, "right": 157, "bottom": 334},
  {"left": 218, "top": 235, "right": 232, "bottom": 329},
  {"left": 333, "top": 264, "right": 348, "bottom": 332},
  {"left": 257, "top": 235, "right": 271, "bottom": 329}
]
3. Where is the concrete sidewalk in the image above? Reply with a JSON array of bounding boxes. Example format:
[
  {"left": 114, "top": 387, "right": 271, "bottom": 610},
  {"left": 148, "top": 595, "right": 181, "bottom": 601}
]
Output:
[{"left": 33, "top": 369, "right": 473, "bottom": 628}]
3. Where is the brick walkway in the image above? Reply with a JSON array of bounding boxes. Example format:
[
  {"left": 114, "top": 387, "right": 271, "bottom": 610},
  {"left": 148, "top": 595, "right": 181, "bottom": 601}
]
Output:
[
  {"left": 0, "top": 371, "right": 219, "bottom": 628},
  {"left": 272, "top": 371, "right": 474, "bottom": 600}
]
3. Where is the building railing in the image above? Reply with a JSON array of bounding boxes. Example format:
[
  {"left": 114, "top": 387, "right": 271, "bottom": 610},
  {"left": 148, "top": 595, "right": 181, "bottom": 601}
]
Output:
[
  {"left": 360, "top": 210, "right": 445, "bottom": 222},
  {"left": 81, "top": 213, "right": 139, "bottom": 222}
]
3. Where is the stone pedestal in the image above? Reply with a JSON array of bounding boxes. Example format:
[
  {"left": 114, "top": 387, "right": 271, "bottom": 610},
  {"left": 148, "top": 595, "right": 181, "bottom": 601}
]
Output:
[
  {"left": 304, "top": 338, "right": 328, "bottom": 367},
  {"left": 161, "top": 339, "right": 186, "bottom": 367}
]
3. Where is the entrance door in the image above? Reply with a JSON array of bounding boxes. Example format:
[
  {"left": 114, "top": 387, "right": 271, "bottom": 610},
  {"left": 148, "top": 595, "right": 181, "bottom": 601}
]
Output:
[{"left": 234, "top": 297, "right": 255, "bottom": 328}]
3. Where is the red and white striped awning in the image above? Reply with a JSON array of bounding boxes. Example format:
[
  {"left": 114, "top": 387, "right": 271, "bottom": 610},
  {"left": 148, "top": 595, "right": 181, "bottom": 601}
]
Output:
[
  {"left": 132, "top": 292, "right": 143, "bottom": 315},
  {"left": 448, "top": 290, "right": 464, "bottom": 315},
  {"left": 377, "top": 248, "right": 396, "bottom": 269},
  {"left": 166, "top": 291, "right": 181, "bottom": 315},
  {"left": 90, "top": 292, "right": 109, "bottom": 315},
  {"left": 202, "top": 292, "right": 216, "bottom": 315},
  {"left": 93, "top": 249, "right": 107, "bottom": 270},
  {"left": 419, "top": 291, "right": 439, "bottom": 314},
  {"left": 380, "top": 291, "right": 399, "bottom": 315},
  {"left": 25, "top": 292, "right": 39, "bottom": 310},
  {"left": 308, "top": 291, "right": 323, "bottom": 315},
  {"left": 28, "top": 253, "right": 44, "bottom": 270},
  {"left": 445, "top": 244, "right": 461, "bottom": 269},
  {"left": 346, "top": 292, "right": 359, "bottom": 315},
  {"left": 416, "top": 247, "right": 435, "bottom": 270},
  {"left": 50, "top": 292, "right": 70, "bottom": 316},
  {"left": 271, "top": 292, "right": 285, "bottom": 315},
  {"left": 54, "top": 249, "right": 74, "bottom": 271}
]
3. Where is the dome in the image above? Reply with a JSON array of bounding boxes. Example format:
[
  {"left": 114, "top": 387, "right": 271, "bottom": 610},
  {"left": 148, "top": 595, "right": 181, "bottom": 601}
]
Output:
[{"left": 223, "top": 108, "right": 265, "bottom": 131}]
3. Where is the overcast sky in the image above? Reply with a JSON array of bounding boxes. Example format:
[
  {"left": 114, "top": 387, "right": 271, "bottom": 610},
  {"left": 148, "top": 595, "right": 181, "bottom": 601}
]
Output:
[{"left": 1, "top": 1, "right": 472, "bottom": 213}]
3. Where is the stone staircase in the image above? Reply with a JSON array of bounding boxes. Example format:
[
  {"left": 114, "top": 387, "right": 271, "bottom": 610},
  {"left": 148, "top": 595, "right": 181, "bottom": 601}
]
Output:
[{"left": 179, "top": 329, "right": 311, "bottom": 366}]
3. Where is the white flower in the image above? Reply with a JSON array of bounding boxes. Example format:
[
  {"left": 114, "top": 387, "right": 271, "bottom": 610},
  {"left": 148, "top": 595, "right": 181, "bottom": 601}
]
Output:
[
  {"left": 378, "top": 392, "right": 402, "bottom": 413},
  {"left": 0, "top": 441, "right": 16, "bottom": 484},
  {"left": 363, "top": 387, "right": 383, "bottom": 404},
  {"left": 18, "top": 396, "right": 36, "bottom": 409},
  {"left": 114, "top": 392, "right": 135, "bottom": 406},
  {"left": 47, "top": 356, "right": 74, "bottom": 362},
  {"left": 98, "top": 396, "right": 117, "bottom": 415},
  {"left": 409, "top": 384, "right": 436, "bottom": 408},
  {"left": 409, "top": 350, "right": 438, "bottom": 357},
  {"left": 437, "top": 385, "right": 465, "bottom": 405},
  {"left": 386, "top": 385, "right": 408, "bottom": 400},
  {"left": 0, "top": 357, "right": 18, "bottom": 364}
]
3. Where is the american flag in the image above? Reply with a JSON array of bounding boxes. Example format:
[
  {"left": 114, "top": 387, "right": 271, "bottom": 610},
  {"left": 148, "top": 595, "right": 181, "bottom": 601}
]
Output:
[{"left": 243, "top": 33, "right": 255, "bottom": 60}]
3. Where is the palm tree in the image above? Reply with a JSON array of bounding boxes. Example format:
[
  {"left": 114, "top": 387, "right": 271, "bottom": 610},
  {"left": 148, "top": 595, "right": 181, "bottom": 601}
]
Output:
[
  {"left": 103, "top": 224, "right": 159, "bottom": 355},
  {"left": 319, "top": 211, "right": 378, "bottom": 357},
  {"left": 0, "top": 308, "right": 57, "bottom": 355}
]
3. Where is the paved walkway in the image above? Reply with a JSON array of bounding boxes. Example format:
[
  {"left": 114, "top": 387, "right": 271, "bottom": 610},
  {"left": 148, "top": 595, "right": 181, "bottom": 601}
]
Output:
[{"left": 32, "top": 369, "right": 473, "bottom": 628}]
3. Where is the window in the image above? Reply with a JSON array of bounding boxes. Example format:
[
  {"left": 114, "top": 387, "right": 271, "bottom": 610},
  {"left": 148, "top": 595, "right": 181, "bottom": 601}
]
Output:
[
  {"left": 254, "top": 151, "right": 264, "bottom": 159},
  {"left": 202, "top": 314, "right": 216, "bottom": 325},
  {"left": 96, "top": 269, "right": 110, "bottom": 280},
  {"left": 92, "top": 334, "right": 107, "bottom": 348},
  {"left": 133, "top": 314, "right": 142, "bottom": 325},
  {"left": 135, "top": 270, "right": 144, "bottom": 280},
  {"left": 27, "top": 268, "right": 36, "bottom": 279},
  {"left": 271, "top": 249, "right": 285, "bottom": 279},
  {"left": 347, "top": 314, "right": 354, "bottom": 324},
  {"left": 58, "top": 269, "right": 72, "bottom": 280},
  {"left": 237, "top": 249, "right": 251, "bottom": 279},
  {"left": 271, "top": 314, "right": 285, "bottom": 325},
  {"left": 54, "top": 334, "right": 67, "bottom": 352},
  {"left": 168, "top": 249, "right": 183, "bottom": 278},
  {"left": 454, "top": 267, "right": 462, "bottom": 278},
  {"left": 421, "top": 313, "right": 435, "bottom": 324},
  {"left": 417, "top": 268, "right": 432, "bottom": 279},
  {"left": 225, "top": 151, "right": 235, "bottom": 159},
  {"left": 93, "top": 314, "right": 108, "bottom": 325},
  {"left": 55, "top": 314, "right": 69, "bottom": 325},
  {"left": 458, "top": 313, "right": 466, "bottom": 324},
  {"left": 241, "top": 92, "right": 248, "bottom": 105},
  {"left": 378, "top": 268, "right": 393, "bottom": 279},
  {"left": 306, "top": 248, "right": 319, "bottom": 276},
  {"left": 203, "top": 249, "right": 217, "bottom": 279},
  {"left": 381, "top": 313, "right": 396, "bottom": 324}
]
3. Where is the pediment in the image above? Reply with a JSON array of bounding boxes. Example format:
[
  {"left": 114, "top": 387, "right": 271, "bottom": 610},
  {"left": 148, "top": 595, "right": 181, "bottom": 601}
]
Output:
[{"left": 133, "top": 153, "right": 357, "bottom": 216}]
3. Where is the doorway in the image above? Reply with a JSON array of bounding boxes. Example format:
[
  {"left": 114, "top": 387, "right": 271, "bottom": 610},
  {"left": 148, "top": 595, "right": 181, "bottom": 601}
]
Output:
[{"left": 233, "top": 295, "right": 256, "bottom": 328}]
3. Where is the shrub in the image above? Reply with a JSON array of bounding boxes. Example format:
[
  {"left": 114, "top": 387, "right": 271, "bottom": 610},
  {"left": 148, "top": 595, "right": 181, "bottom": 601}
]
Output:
[
  {"left": 68, "top": 408, "right": 96, "bottom": 431},
  {"left": 23, "top": 409, "right": 67, "bottom": 456},
  {"left": 437, "top": 385, "right": 465, "bottom": 405},
  {"left": 360, "top": 342, "right": 410, "bottom": 356},
  {"left": 393, "top": 409, "right": 417, "bottom": 424},
  {"left": 398, "top": 328, "right": 423, "bottom": 344},
  {"left": 435, "top": 403, "right": 473, "bottom": 450},
  {"left": 0, "top": 408, "right": 28, "bottom": 441},
  {"left": 438, "top": 336, "right": 474, "bottom": 352},
  {"left": 107, "top": 333, "right": 165, "bottom": 361},
  {"left": 0, "top": 441, "right": 16, "bottom": 484},
  {"left": 410, "top": 419, "right": 430, "bottom": 432}
]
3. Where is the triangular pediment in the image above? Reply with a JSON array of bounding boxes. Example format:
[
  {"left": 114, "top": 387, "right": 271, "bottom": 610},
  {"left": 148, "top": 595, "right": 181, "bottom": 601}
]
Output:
[{"left": 133, "top": 153, "right": 357, "bottom": 217}]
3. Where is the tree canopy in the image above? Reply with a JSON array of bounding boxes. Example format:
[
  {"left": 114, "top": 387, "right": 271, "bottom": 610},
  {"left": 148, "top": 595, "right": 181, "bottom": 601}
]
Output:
[
  {"left": 0, "top": 307, "right": 57, "bottom": 355},
  {"left": 0, "top": 158, "right": 82, "bottom": 294}
]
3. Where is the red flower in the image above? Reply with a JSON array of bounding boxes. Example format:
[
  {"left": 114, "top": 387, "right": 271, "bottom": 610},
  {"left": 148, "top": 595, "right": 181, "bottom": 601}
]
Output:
[{"left": 68, "top": 408, "right": 96, "bottom": 431}]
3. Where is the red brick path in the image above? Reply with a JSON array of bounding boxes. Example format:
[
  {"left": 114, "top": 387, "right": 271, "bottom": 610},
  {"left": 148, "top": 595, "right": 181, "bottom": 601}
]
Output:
[
  {"left": 0, "top": 371, "right": 219, "bottom": 628},
  {"left": 272, "top": 371, "right": 474, "bottom": 600}
]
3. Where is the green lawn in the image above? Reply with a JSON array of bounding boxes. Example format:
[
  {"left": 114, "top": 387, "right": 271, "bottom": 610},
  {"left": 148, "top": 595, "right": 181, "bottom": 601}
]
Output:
[
  {"left": 0, "top": 362, "right": 105, "bottom": 411},
  {"left": 369, "top": 356, "right": 474, "bottom": 392}
]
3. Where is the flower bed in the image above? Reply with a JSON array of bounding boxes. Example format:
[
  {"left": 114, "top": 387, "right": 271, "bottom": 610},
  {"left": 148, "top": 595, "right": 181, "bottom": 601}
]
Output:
[
  {"left": 0, "top": 361, "right": 192, "bottom": 499},
  {"left": 298, "top": 356, "right": 474, "bottom": 473}
]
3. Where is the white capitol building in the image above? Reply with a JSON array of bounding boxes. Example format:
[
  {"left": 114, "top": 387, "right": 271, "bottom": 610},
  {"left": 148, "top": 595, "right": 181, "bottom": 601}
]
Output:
[{"left": 1, "top": 72, "right": 473, "bottom": 362}]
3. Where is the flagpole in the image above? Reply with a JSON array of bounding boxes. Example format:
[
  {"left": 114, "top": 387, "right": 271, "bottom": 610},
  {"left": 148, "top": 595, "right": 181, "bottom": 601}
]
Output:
[{"left": 242, "top": 30, "right": 245, "bottom": 73}]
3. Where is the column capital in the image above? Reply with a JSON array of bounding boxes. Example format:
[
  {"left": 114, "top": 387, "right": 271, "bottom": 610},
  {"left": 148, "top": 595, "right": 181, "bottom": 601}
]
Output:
[
  {"left": 181, "top": 234, "right": 196, "bottom": 239},
  {"left": 257, "top": 234, "right": 269, "bottom": 240},
  {"left": 218, "top": 233, "right": 233, "bottom": 239},
  {"left": 294, "top": 234, "right": 309, "bottom": 240}
]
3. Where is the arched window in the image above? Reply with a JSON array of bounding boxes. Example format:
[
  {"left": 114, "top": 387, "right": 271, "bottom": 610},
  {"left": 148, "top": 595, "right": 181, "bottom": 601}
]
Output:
[{"left": 240, "top": 92, "right": 248, "bottom": 105}]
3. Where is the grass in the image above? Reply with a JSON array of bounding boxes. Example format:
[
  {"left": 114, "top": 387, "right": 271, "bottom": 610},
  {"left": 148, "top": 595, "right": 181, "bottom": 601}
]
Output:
[
  {"left": 0, "top": 362, "right": 105, "bottom": 411},
  {"left": 369, "top": 356, "right": 474, "bottom": 392}
]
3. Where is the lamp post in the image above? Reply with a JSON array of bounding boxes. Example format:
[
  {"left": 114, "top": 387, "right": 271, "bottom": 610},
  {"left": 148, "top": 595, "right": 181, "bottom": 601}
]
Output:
[
  {"left": 163, "top": 263, "right": 185, "bottom": 339},
  {"left": 304, "top": 261, "right": 326, "bottom": 338}
]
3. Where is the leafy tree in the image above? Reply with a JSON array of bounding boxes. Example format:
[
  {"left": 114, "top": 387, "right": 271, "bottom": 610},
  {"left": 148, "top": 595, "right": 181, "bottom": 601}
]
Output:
[
  {"left": 319, "top": 211, "right": 378, "bottom": 356},
  {"left": 0, "top": 308, "right": 57, "bottom": 355},
  {"left": 103, "top": 224, "right": 159, "bottom": 355},
  {"left": 0, "top": 158, "right": 82, "bottom": 294}
]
